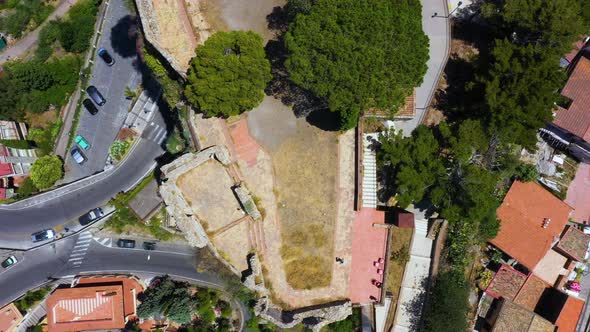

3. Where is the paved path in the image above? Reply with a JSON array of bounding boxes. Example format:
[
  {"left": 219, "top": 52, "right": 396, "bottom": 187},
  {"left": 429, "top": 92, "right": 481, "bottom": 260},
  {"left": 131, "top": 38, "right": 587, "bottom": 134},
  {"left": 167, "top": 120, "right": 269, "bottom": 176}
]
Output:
[
  {"left": 0, "top": 0, "right": 78, "bottom": 64},
  {"left": 394, "top": 0, "right": 452, "bottom": 136}
]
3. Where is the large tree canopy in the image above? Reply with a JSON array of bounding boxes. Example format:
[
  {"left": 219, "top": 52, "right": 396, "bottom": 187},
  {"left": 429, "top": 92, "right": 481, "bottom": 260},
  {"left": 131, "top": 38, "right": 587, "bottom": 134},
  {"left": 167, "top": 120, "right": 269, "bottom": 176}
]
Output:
[
  {"left": 480, "top": 39, "right": 566, "bottom": 149},
  {"left": 284, "top": 0, "right": 429, "bottom": 130},
  {"left": 30, "top": 155, "right": 63, "bottom": 190},
  {"left": 185, "top": 31, "right": 271, "bottom": 117}
]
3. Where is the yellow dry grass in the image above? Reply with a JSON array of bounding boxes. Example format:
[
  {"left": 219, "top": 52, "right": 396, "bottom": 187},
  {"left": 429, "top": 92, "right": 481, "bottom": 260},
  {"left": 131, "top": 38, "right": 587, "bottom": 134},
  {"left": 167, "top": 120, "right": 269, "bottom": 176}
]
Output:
[{"left": 271, "top": 123, "right": 339, "bottom": 289}]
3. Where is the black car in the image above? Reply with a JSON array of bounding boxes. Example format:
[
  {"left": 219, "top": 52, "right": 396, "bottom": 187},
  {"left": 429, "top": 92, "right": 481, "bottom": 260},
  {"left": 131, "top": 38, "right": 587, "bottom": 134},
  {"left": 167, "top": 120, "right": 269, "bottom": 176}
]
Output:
[
  {"left": 97, "top": 48, "right": 115, "bottom": 66},
  {"left": 86, "top": 85, "right": 106, "bottom": 106},
  {"left": 78, "top": 207, "right": 104, "bottom": 225},
  {"left": 83, "top": 98, "right": 99, "bottom": 115},
  {"left": 143, "top": 242, "right": 156, "bottom": 250},
  {"left": 117, "top": 239, "right": 136, "bottom": 248}
]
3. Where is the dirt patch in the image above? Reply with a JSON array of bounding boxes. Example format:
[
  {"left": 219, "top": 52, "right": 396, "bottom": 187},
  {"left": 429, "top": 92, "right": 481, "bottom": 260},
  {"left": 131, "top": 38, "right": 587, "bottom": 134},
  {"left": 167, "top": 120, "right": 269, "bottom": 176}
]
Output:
[
  {"left": 150, "top": 0, "right": 199, "bottom": 71},
  {"left": 211, "top": 220, "right": 251, "bottom": 271},
  {"left": 25, "top": 110, "right": 57, "bottom": 129},
  {"left": 176, "top": 160, "right": 244, "bottom": 233},
  {"left": 384, "top": 226, "right": 413, "bottom": 331},
  {"left": 247, "top": 101, "right": 339, "bottom": 289},
  {"left": 201, "top": 0, "right": 286, "bottom": 41}
]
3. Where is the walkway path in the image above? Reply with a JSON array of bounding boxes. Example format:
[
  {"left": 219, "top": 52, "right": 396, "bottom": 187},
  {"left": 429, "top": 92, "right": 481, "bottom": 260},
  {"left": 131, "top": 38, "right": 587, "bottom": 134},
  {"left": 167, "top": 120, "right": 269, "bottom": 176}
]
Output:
[
  {"left": 0, "top": 0, "right": 78, "bottom": 64},
  {"left": 394, "top": 0, "right": 452, "bottom": 136},
  {"left": 392, "top": 217, "right": 433, "bottom": 331}
]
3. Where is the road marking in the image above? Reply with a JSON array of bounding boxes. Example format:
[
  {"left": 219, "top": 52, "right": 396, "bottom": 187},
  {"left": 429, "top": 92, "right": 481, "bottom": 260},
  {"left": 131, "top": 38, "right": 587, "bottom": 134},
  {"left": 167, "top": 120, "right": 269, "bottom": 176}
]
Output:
[
  {"left": 74, "top": 244, "right": 90, "bottom": 249},
  {"left": 68, "top": 257, "right": 83, "bottom": 262},
  {"left": 75, "top": 239, "right": 91, "bottom": 244},
  {"left": 70, "top": 252, "right": 87, "bottom": 257},
  {"left": 72, "top": 261, "right": 83, "bottom": 265},
  {"left": 78, "top": 233, "right": 92, "bottom": 239},
  {"left": 71, "top": 248, "right": 88, "bottom": 253}
]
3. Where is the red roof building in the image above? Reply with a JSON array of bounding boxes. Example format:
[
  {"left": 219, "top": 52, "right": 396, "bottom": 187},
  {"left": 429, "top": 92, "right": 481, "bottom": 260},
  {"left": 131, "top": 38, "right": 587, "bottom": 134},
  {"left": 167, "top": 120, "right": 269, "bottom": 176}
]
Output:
[
  {"left": 554, "top": 57, "right": 590, "bottom": 143},
  {"left": 565, "top": 163, "right": 590, "bottom": 224},
  {"left": 555, "top": 296, "right": 584, "bottom": 332},
  {"left": 0, "top": 303, "right": 23, "bottom": 332},
  {"left": 491, "top": 181, "right": 573, "bottom": 271},
  {"left": 47, "top": 276, "right": 143, "bottom": 332}
]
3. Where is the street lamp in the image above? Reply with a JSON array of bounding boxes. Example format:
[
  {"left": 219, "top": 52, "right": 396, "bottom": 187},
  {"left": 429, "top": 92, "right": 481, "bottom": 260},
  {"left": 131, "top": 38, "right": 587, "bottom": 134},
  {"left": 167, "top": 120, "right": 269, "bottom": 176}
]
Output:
[{"left": 432, "top": 1, "right": 462, "bottom": 18}]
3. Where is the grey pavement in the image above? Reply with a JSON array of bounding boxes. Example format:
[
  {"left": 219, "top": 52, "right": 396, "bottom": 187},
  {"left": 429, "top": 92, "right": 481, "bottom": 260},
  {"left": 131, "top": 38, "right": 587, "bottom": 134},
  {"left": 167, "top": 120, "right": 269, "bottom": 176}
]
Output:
[
  {"left": 0, "top": 109, "right": 166, "bottom": 249},
  {"left": 576, "top": 267, "right": 590, "bottom": 331},
  {"left": 64, "top": 0, "right": 143, "bottom": 182},
  {"left": 0, "top": 234, "right": 245, "bottom": 321},
  {"left": 0, "top": 0, "right": 78, "bottom": 64},
  {"left": 394, "top": 0, "right": 451, "bottom": 136}
]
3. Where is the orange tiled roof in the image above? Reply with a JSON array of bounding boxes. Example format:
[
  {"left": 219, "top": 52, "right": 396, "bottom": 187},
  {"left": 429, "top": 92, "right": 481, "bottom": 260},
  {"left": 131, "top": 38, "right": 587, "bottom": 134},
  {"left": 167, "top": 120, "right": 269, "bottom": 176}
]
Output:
[
  {"left": 556, "top": 226, "right": 590, "bottom": 262},
  {"left": 47, "top": 285, "right": 125, "bottom": 332},
  {"left": 514, "top": 274, "right": 549, "bottom": 311},
  {"left": 555, "top": 57, "right": 590, "bottom": 142},
  {"left": 491, "top": 181, "right": 573, "bottom": 270},
  {"left": 0, "top": 303, "right": 23, "bottom": 332},
  {"left": 77, "top": 276, "right": 143, "bottom": 317},
  {"left": 555, "top": 296, "right": 584, "bottom": 332}
]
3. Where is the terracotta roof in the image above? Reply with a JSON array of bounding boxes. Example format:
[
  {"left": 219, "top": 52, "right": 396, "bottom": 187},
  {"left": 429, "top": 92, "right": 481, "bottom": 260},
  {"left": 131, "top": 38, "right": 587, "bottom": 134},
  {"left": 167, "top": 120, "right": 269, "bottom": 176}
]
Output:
[
  {"left": 555, "top": 57, "right": 590, "bottom": 142},
  {"left": 394, "top": 209, "right": 415, "bottom": 228},
  {"left": 565, "top": 163, "right": 590, "bottom": 224},
  {"left": 491, "top": 298, "right": 555, "bottom": 332},
  {"left": 0, "top": 303, "right": 23, "bottom": 332},
  {"left": 555, "top": 296, "right": 584, "bottom": 332},
  {"left": 77, "top": 276, "right": 143, "bottom": 317},
  {"left": 556, "top": 226, "right": 590, "bottom": 261},
  {"left": 514, "top": 274, "right": 550, "bottom": 311},
  {"left": 491, "top": 181, "right": 573, "bottom": 270},
  {"left": 47, "top": 285, "right": 125, "bottom": 332},
  {"left": 485, "top": 265, "right": 527, "bottom": 300}
]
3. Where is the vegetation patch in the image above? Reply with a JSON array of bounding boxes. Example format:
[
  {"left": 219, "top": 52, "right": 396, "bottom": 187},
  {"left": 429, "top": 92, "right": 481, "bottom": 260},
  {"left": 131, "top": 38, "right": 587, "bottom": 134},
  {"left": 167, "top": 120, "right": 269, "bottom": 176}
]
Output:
[
  {"left": 29, "top": 155, "right": 63, "bottom": 189},
  {"left": 109, "top": 138, "right": 134, "bottom": 162},
  {"left": 384, "top": 226, "right": 413, "bottom": 330},
  {"left": 0, "top": 0, "right": 54, "bottom": 38},
  {"left": 15, "top": 286, "right": 52, "bottom": 312}
]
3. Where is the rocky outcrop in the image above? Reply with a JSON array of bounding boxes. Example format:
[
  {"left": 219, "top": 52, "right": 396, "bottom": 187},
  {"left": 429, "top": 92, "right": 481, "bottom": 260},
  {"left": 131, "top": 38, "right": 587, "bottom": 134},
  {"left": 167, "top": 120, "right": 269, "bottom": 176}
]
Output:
[
  {"left": 160, "top": 146, "right": 232, "bottom": 248},
  {"left": 233, "top": 185, "right": 262, "bottom": 221},
  {"left": 255, "top": 297, "right": 353, "bottom": 331}
]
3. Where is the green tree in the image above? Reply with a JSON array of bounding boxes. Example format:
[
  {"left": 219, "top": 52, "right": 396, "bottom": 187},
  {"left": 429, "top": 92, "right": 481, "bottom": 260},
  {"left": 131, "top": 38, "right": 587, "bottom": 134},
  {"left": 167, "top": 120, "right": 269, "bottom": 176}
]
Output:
[
  {"left": 29, "top": 155, "right": 63, "bottom": 190},
  {"left": 378, "top": 126, "right": 445, "bottom": 208},
  {"left": 514, "top": 163, "right": 539, "bottom": 182},
  {"left": 57, "top": 0, "right": 99, "bottom": 53},
  {"left": 185, "top": 31, "right": 271, "bottom": 117},
  {"left": 483, "top": 0, "right": 585, "bottom": 55},
  {"left": 17, "top": 177, "right": 38, "bottom": 198},
  {"left": 480, "top": 39, "right": 566, "bottom": 149},
  {"left": 284, "top": 0, "right": 428, "bottom": 129},
  {"left": 422, "top": 270, "right": 469, "bottom": 332}
]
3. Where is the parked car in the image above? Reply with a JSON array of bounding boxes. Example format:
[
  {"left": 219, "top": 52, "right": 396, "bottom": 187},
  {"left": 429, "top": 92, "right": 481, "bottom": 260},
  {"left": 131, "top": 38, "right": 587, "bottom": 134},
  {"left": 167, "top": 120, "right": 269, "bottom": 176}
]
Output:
[
  {"left": 97, "top": 48, "right": 115, "bottom": 66},
  {"left": 31, "top": 229, "right": 55, "bottom": 242},
  {"left": 116, "top": 239, "right": 136, "bottom": 248},
  {"left": 71, "top": 146, "right": 86, "bottom": 164},
  {"left": 75, "top": 135, "right": 91, "bottom": 150},
  {"left": 143, "top": 242, "right": 156, "bottom": 250},
  {"left": 78, "top": 207, "right": 104, "bottom": 225},
  {"left": 86, "top": 86, "right": 105, "bottom": 106},
  {"left": 83, "top": 98, "right": 99, "bottom": 115},
  {"left": 1, "top": 256, "right": 17, "bottom": 269}
]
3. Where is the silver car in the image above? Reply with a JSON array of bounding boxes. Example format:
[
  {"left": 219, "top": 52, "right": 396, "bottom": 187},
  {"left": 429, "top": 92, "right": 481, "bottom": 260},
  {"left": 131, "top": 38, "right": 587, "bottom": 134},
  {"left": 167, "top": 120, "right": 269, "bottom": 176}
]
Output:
[{"left": 71, "top": 146, "right": 86, "bottom": 164}]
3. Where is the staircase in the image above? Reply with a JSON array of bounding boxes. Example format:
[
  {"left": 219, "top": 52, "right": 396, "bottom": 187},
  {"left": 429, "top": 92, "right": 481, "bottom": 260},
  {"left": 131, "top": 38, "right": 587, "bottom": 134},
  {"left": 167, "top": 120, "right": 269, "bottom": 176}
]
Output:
[
  {"left": 414, "top": 219, "right": 429, "bottom": 237},
  {"left": 16, "top": 301, "right": 47, "bottom": 332},
  {"left": 362, "top": 134, "right": 378, "bottom": 208}
]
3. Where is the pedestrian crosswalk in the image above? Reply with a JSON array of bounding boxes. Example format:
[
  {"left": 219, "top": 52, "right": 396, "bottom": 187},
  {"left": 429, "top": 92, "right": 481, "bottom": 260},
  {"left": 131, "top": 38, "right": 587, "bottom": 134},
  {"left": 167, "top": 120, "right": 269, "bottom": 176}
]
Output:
[
  {"left": 142, "top": 122, "right": 167, "bottom": 145},
  {"left": 93, "top": 237, "right": 112, "bottom": 247},
  {"left": 67, "top": 231, "right": 92, "bottom": 266}
]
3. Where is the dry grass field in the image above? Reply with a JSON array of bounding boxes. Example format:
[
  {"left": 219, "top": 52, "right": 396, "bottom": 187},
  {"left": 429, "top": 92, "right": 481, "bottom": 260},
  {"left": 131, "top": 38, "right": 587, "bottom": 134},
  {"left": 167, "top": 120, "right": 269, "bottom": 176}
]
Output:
[{"left": 271, "top": 121, "right": 339, "bottom": 289}]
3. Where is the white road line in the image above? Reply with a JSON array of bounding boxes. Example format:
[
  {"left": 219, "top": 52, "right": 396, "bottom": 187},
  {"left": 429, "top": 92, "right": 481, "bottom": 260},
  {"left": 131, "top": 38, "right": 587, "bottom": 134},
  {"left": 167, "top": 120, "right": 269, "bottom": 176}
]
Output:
[
  {"left": 71, "top": 249, "right": 88, "bottom": 254},
  {"left": 75, "top": 239, "right": 92, "bottom": 244},
  {"left": 72, "top": 261, "right": 83, "bottom": 265},
  {"left": 78, "top": 233, "right": 92, "bottom": 239},
  {"left": 74, "top": 244, "right": 90, "bottom": 249},
  {"left": 69, "top": 252, "right": 87, "bottom": 257},
  {"left": 68, "top": 257, "right": 83, "bottom": 262}
]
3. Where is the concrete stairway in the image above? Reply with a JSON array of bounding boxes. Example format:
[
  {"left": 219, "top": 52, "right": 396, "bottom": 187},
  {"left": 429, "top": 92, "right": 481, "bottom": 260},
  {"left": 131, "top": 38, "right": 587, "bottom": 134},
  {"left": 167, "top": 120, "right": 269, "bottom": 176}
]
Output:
[
  {"left": 16, "top": 301, "right": 47, "bottom": 332},
  {"left": 414, "top": 219, "right": 429, "bottom": 237},
  {"left": 362, "top": 134, "right": 378, "bottom": 208}
]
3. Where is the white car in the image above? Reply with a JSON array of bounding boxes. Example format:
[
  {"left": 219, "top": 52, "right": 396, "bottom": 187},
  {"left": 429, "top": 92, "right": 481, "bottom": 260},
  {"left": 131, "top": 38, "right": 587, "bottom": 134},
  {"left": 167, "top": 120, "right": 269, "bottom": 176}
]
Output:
[
  {"left": 71, "top": 146, "right": 86, "bottom": 164},
  {"left": 31, "top": 229, "right": 55, "bottom": 242}
]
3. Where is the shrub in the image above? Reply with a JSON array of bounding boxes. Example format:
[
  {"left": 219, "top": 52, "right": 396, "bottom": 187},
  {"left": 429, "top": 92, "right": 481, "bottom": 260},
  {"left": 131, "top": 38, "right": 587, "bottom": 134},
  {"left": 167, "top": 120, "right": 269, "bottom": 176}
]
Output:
[
  {"left": 422, "top": 270, "right": 469, "bottom": 332},
  {"left": 17, "top": 177, "right": 38, "bottom": 198},
  {"left": 29, "top": 155, "right": 63, "bottom": 189}
]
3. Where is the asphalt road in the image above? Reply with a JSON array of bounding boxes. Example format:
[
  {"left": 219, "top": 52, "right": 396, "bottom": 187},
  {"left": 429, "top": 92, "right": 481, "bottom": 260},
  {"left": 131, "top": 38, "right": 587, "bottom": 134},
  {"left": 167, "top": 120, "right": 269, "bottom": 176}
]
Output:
[
  {"left": 0, "top": 109, "right": 167, "bottom": 249},
  {"left": 64, "top": 0, "right": 143, "bottom": 181},
  {"left": 0, "top": 234, "right": 249, "bottom": 325}
]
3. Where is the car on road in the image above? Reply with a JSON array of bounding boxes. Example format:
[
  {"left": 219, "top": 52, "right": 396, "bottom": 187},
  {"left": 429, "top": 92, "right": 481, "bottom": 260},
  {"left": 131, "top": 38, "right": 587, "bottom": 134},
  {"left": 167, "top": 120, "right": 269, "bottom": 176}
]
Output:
[
  {"left": 31, "top": 229, "right": 55, "bottom": 242},
  {"left": 83, "top": 98, "right": 99, "bottom": 115},
  {"left": 117, "top": 239, "right": 135, "bottom": 248},
  {"left": 71, "top": 146, "right": 86, "bottom": 164},
  {"left": 97, "top": 48, "right": 115, "bottom": 66},
  {"left": 143, "top": 242, "right": 156, "bottom": 250},
  {"left": 1, "top": 256, "right": 17, "bottom": 269},
  {"left": 78, "top": 207, "right": 104, "bottom": 225},
  {"left": 86, "top": 86, "right": 106, "bottom": 106},
  {"left": 75, "top": 135, "right": 91, "bottom": 150}
]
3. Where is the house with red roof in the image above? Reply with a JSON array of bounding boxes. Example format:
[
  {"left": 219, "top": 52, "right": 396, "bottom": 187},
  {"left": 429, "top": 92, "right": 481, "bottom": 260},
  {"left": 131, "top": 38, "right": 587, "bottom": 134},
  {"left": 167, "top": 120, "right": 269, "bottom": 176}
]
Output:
[{"left": 46, "top": 276, "right": 143, "bottom": 332}]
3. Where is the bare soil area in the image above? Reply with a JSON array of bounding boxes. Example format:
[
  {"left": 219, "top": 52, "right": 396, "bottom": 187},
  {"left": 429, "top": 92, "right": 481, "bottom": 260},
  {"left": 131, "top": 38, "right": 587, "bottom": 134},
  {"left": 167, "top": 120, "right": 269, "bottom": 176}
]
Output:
[
  {"left": 247, "top": 99, "right": 339, "bottom": 289},
  {"left": 176, "top": 160, "right": 244, "bottom": 232},
  {"left": 201, "top": 0, "right": 286, "bottom": 41}
]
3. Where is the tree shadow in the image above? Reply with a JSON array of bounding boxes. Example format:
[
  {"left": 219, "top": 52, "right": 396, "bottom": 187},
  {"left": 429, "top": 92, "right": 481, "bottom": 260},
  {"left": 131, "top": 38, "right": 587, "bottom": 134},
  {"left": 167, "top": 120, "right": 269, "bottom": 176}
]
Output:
[
  {"left": 264, "top": 5, "right": 335, "bottom": 131},
  {"left": 110, "top": 15, "right": 140, "bottom": 58},
  {"left": 403, "top": 277, "right": 429, "bottom": 331}
]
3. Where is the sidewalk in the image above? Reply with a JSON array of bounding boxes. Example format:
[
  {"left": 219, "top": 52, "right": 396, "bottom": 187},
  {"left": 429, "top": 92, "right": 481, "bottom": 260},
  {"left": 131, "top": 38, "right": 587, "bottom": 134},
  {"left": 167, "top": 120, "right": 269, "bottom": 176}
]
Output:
[
  {"left": 0, "top": 0, "right": 78, "bottom": 64},
  {"left": 394, "top": 0, "right": 452, "bottom": 136}
]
